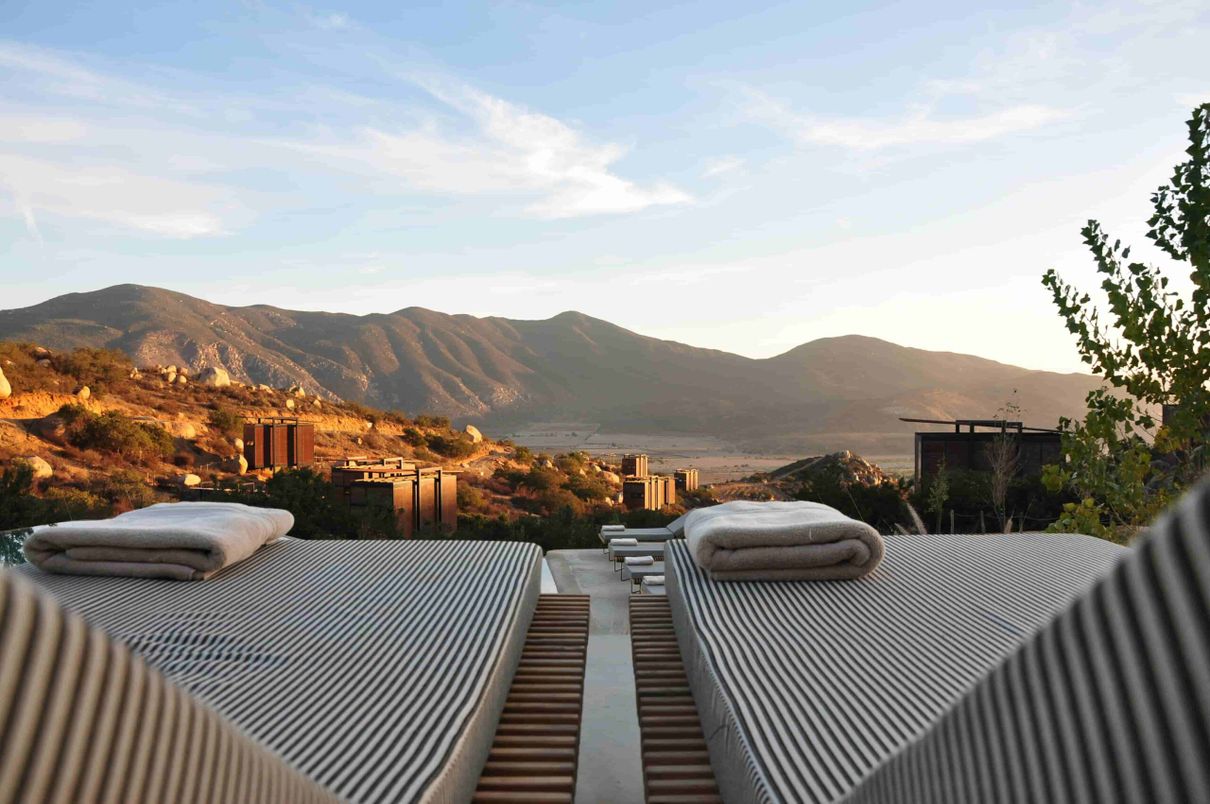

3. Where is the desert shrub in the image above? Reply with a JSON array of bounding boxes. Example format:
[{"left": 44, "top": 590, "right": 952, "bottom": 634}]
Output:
[
  {"left": 426, "top": 432, "right": 476, "bottom": 459},
  {"left": 453, "top": 508, "right": 600, "bottom": 552},
  {"left": 565, "top": 473, "right": 613, "bottom": 503},
  {"left": 172, "top": 450, "right": 196, "bottom": 468},
  {"left": 207, "top": 406, "right": 243, "bottom": 438},
  {"left": 42, "top": 487, "right": 109, "bottom": 520},
  {"left": 519, "top": 467, "right": 561, "bottom": 493},
  {"left": 554, "top": 451, "right": 589, "bottom": 475},
  {"left": 513, "top": 446, "right": 533, "bottom": 464},
  {"left": 56, "top": 347, "right": 132, "bottom": 394},
  {"left": 60, "top": 406, "right": 175, "bottom": 462},
  {"left": 536, "top": 487, "right": 586, "bottom": 517},
  {"left": 415, "top": 414, "right": 450, "bottom": 429},
  {"left": 90, "top": 470, "right": 160, "bottom": 511},
  {"left": 401, "top": 427, "right": 426, "bottom": 447},
  {"left": 456, "top": 483, "right": 488, "bottom": 513}
]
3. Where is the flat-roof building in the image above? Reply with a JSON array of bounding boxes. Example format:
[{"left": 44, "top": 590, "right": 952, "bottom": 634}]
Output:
[
  {"left": 674, "top": 469, "right": 700, "bottom": 492},
  {"left": 901, "top": 418, "right": 1062, "bottom": 482},
  {"left": 621, "top": 454, "right": 649, "bottom": 478}
]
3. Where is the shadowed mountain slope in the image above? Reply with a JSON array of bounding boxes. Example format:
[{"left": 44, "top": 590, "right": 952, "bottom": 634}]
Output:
[{"left": 0, "top": 285, "right": 1100, "bottom": 453}]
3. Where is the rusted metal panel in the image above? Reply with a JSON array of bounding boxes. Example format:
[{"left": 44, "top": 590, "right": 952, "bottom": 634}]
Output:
[
  {"left": 416, "top": 472, "right": 438, "bottom": 531},
  {"left": 437, "top": 471, "right": 458, "bottom": 533}
]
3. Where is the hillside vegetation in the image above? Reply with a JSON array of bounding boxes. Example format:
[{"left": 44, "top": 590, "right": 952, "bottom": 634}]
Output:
[
  {"left": 0, "top": 284, "right": 1103, "bottom": 455},
  {"left": 0, "top": 341, "right": 689, "bottom": 545}
]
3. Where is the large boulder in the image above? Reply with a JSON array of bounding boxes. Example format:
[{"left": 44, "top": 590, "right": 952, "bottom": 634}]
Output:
[
  {"left": 465, "top": 424, "right": 484, "bottom": 443},
  {"left": 174, "top": 374, "right": 188, "bottom": 385},
  {"left": 19, "top": 456, "right": 54, "bottom": 480},
  {"left": 0, "top": 367, "right": 10, "bottom": 400},
  {"left": 179, "top": 473, "right": 202, "bottom": 488},
  {"left": 285, "top": 398, "right": 295, "bottom": 411},
  {"left": 198, "top": 366, "right": 231, "bottom": 388},
  {"left": 233, "top": 437, "right": 244, "bottom": 452},
  {"left": 288, "top": 384, "right": 306, "bottom": 398},
  {"left": 31, "top": 346, "right": 51, "bottom": 359},
  {"left": 76, "top": 385, "right": 91, "bottom": 400},
  {"left": 164, "top": 370, "right": 177, "bottom": 384}
]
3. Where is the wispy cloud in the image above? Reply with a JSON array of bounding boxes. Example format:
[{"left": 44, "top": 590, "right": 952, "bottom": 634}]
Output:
[
  {"left": 284, "top": 76, "right": 692, "bottom": 218},
  {"left": 0, "top": 153, "right": 232, "bottom": 238},
  {"left": 18, "top": 199, "right": 42, "bottom": 243},
  {"left": 746, "top": 90, "right": 1067, "bottom": 151},
  {"left": 306, "top": 11, "right": 353, "bottom": 31},
  {"left": 702, "top": 156, "right": 744, "bottom": 178}
]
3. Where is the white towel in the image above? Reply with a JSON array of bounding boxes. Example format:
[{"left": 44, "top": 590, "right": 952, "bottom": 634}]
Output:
[
  {"left": 611, "top": 538, "right": 639, "bottom": 546},
  {"left": 601, "top": 524, "right": 626, "bottom": 531},
  {"left": 685, "top": 500, "right": 884, "bottom": 581},
  {"left": 644, "top": 575, "right": 665, "bottom": 585},
  {"left": 625, "top": 556, "right": 654, "bottom": 566},
  {"left": 24, "top": 502, "right": 294, "bottom": 581}
]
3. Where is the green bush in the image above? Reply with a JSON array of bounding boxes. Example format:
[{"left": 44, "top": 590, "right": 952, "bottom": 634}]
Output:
[
  {"left": 56, "top": 347, "right": 132, "bottom": 394},
  {"left": 60, "top": 405, "right": 175, "bottom": 462},
  {"left": 207, "top": 406, "right": 243, "bottom": 438},
  {"left": 401, "top": 427, "right": 426, "bottom": 446},
  {"left": 426, "top": 432, "right": 476, "bottom": 459},
  {"left": 415, "top": 414, "right": 450, "bottom": 429}
]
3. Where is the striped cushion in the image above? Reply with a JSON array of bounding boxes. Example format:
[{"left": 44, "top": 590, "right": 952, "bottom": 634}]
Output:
[
  {"left": 17, "top": 538, "right": 541, "bottom": 802},
  {"left": 0, "top": 570, "right": 336, "bottom": 803},
  {"left": 846, "top": 482, "right": 1210, "bottom": 803},
  {"left": 666, "top": 532, "right": 1126, "bottom": 803}
]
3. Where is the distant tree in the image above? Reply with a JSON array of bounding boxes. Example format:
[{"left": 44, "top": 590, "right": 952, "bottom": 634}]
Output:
[
  {"left": 1042, "top": 102, "right": 1210, "bottom": 540},
  {"left": 925, "top": 462, "right": 950, "bottom": 533}
]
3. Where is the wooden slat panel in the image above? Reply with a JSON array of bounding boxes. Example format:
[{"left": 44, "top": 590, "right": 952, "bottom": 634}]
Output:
[
  {"left": 474, "top": 595, "right": 590, "bottom": 804},
  {"left": 630, "top": 596, "right": 722, "bottom": 804}
]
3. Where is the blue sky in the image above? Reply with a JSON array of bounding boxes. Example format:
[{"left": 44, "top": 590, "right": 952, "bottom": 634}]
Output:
[{"left": 1, "top": 0, "right": 1207, "bottom": 372}]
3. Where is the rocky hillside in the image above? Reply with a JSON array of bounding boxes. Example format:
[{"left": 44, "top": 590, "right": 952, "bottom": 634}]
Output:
[
  {"left": 0, "top": 284, "right": 1103, "bottom": 454},
  {"left": 0, "top": 342, "right": 660, "bottom": 525}
]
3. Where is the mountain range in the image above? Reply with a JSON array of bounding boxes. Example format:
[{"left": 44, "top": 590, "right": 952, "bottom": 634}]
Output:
[{"left": 0, "top": 285, "right": 1100, "bottom": 455}]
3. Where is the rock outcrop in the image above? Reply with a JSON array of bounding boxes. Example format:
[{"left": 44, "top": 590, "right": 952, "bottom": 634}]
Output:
[
  {"left": 0, "top": 367, "right": 10, "bottom": 400},
  {"left": 465, "top": 424, "right": 484, "bottom": 443},
  {"left": 198, "top": 366, "right": 231, "bottom": 387},
  {"left": 19, "top": 456, "right": 54, "bottom": 480}
]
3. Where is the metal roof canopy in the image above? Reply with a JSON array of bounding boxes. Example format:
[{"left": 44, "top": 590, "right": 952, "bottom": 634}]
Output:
[{"left": 899, "top": 417, "right": 1060, "bottom": 434}]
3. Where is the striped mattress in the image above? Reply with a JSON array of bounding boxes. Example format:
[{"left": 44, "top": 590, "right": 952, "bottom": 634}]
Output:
[
  {"left": 666, "top": 532, "right": 1127, "bottom": 804},
  {"left": 17, "top": 538, "right": 542, "bottom": 803}
]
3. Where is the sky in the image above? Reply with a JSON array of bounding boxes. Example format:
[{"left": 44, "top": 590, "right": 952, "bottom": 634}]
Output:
[{"left": 1, "top": 0, "right": 1207, "bottom": 373}]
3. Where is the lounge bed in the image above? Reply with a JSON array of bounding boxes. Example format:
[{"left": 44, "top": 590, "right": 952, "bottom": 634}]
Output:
[
  {"left": 665, "top": 531, "right": 1128, "bottom": 803},
  {"left": 14, "top": 537, "right": 543, "bottom": 803},
  {"left": 598, "top": 514, "right": 687, "bottom": 546},
  {"left": 609, "top": 542, "right": 665, "bottom": 564}
]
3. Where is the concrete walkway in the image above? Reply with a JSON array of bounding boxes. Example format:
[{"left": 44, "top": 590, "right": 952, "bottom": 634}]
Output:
[{"left": 546, "top": 548, "right": 645, "bottom": 804}]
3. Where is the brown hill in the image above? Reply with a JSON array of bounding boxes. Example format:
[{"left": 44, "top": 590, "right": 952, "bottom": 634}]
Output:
[{"left": 0, "top": 285, "right": 1101, "bottom": 454}]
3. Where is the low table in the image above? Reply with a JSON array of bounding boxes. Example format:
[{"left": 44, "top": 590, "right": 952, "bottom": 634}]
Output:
[{"left": 621, "top": 561, "right": 666, "bottom": 593}]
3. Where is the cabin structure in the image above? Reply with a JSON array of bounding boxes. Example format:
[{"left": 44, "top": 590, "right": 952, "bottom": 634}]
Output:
[
  {"left": 902, "top": 418, "right": 1062, "bottom": 482},
  {"left": 243, "top": 417, "right": 315, "bottom": 471},
  {"left": 332, "top": 457, "right": 458, "bottom": 535}
]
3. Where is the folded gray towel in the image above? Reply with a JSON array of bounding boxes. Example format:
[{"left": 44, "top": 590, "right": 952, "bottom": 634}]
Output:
[
  {"left": 24, "top": 502, "right": 293, "bottom": 581},
  {"left": 685, "top": 501, "right": 884, "bottom": 581},
  {"left": 625, "top": 555, "right": 655, "bottom": 566},
  {"left": 611, "top": 537, "right": 639, "bottom": 547}
]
